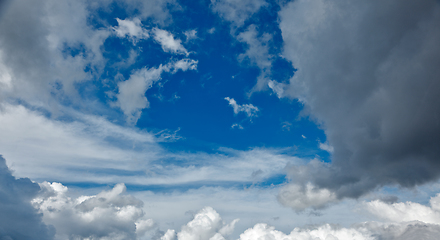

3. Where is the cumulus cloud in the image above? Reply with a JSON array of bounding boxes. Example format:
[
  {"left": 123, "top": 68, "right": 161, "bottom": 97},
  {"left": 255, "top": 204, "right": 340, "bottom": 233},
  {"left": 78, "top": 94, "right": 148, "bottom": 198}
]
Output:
[
  {"left": 116, "top": 59, "right": 197, "bottom": 124},
  {"left": 153, "top": 28, "right": 188, "bottom": 55},
  {"left": 33, "top": 182, "right": 154, "bottom": 239},
  {"left": 277, "top": 0, "right": 440, "bottom": 204},
  {"left": 224, "top": 97, "right": 259, "bottom": 118},
  {"left": 159, "top": 204, "right": 440, "bottom": 240},
  {"left": 161, "top": 207, "right": 239, "bottom": 240},
  {"left": 0, "top": 156, "right": 54, "bottom": 239},
  {"left": 114, "top": 18, "right": 149, "bottom": 43},
  {"left": 365, "top": 193, "right": 440, "bottom": 224}
]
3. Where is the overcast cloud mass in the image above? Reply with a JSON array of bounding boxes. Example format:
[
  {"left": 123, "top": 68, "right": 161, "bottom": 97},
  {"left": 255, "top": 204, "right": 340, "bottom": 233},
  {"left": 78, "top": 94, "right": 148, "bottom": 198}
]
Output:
[{"left": 1, "top": 0, "right": 440, "bottom": 239}]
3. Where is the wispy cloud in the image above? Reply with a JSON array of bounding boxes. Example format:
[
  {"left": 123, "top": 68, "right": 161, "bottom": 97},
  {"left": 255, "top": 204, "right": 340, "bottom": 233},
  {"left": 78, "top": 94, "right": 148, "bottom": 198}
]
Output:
[{"left": 224, "top": 97, "right": 259, "bottom": 118}]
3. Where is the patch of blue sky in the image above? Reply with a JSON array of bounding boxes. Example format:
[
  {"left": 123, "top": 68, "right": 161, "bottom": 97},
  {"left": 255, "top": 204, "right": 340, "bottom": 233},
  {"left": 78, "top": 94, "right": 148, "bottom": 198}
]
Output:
[{"left": 60, "top": 0, "right": 331, "bottom": 184}]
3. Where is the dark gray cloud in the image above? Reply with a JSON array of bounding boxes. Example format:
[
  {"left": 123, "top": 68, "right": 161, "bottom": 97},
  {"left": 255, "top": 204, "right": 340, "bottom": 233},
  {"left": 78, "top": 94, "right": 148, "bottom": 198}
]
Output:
[
  {"left": 0, "top": 155, "right": 54, "bottom": 239},
  {"left": 278, "top": 0, "right": 440, "bottom": 205}
]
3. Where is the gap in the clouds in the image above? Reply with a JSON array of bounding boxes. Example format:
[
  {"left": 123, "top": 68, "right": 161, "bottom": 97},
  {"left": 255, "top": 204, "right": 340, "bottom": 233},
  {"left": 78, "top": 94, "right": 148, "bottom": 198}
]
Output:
[
  {"left": 54, "top": 0, "right": 331, "bottom": 162},
  {"left": 60, "top": 179, "right": 287, "bottom": 193}
]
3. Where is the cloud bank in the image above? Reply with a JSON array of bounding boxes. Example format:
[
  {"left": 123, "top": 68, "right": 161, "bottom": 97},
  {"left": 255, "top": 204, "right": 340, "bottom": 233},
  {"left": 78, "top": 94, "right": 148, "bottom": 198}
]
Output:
[
  {"left": 0, "top": 156, "right": 54, "bottom": 239},
  {"left": 277, "top": 0, "right": 440, "bottom": 207}
]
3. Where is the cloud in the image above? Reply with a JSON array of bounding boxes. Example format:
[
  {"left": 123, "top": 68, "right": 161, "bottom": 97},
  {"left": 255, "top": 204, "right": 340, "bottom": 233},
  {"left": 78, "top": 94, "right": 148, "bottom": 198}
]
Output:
[
  {"left": 268, "top": 80, "right": 286, "bottom": 98},
  {"left": 184, "top": 29, "right": 197, "bottom": 41},
  {"left": 237, "top": 24, "right": 273, "bottom": 93},
  {"left": 33, "top": 182, "right": 154, "bottom": 239},
  {"left": 114, "top": 18, "right": 149, "bottom": 43},
  {"left": 319, "top": 142, "right": 334, "bottom": 153},
  {"left": 0, "top": 103, "right": 162, "bottom": 184},
  {"left": 211, "top": 0, "right": 267, "bottom": 28},
  {"left": 224, "top": 97, "right": 259, "bottom": 118},
  {"left": 277, "top": 0, "right": 440, "bottom": 203},
  {"left": 153, "top": 28, "right": 188, "bottom": 55},
  {"left": 365, "top": 193, "right": 440, "bottom": 224},
  {"left": 278, "top": 183, "right": 337, "bottom": 211},
  {"left": 116, "top": 59, "right": 197, "bottom": 124},
  {"left": 161, "top": 207, "right": 239, "bottom": 240},
  {"left": 0, "top": 156, "right": 54, "bottom": 239},
  {"left": 158, "top": 204, "right": 440, "bottom": 240}
]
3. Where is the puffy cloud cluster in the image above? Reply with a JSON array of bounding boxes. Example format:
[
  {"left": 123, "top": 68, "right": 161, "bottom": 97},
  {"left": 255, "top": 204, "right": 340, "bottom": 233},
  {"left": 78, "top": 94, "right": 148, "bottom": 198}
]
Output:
[
  {"left": 276, "top": 0, "right": 440, "bottom": 208},
  {"left": 161, "top": 207, "right": 239, "bottom": 240},
  {"left": 0, "top": 156, "right": 54, "bottom": 239},
  {"left": 365, "top": 193, "right": 440, "bottom": 224},
  {"left": 33, "top": 182, "right": 154, "bottom": 240}
]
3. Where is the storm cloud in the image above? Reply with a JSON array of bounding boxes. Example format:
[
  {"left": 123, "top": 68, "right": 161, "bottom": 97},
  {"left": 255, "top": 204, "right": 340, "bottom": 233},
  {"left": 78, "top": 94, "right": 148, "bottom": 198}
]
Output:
[
  {"left": 0, "top": 156, "right": 54, "bottom": 239},
  {"left": 278, "top": 0, "right": 440, "bottom": 207}
]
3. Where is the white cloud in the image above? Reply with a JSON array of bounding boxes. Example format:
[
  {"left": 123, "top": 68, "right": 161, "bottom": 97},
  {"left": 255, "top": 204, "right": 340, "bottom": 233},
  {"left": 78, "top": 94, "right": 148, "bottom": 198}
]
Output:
[
  {"left": 32, "top": 182, "right": 154, "bottom": 239},
  {"left": 365, "top": 194, "right": 440, "bottom": 224},
  {"left": 0, "top": 103, "right": 297, "bottom": 188},
  {"left": 0, "top": 103, "right": 162, "bottom": 183},
  {"left": 239, "top": 223, "right": 373, "bottom": 240},
  {"left": 116, "top": 65, "right": 166, "bottom": 124},
  {"left": 116, "top": 59, "right": 197, "bottom": 124},
  {"left": 224, "top": 97, "right": 259, "bottom": 118},
  {"left": 268, "top": 80, "right": 286, "bottom": 98},
  {"left": 153, "top": 28, "right": 188, "bottom": 55},
  {"left": 319, "top": 142, "right": 334, "bottom": 153},
  {"left": 231, "top": 123, "right": 244, "bottom": 129},
  {"left": 237, "top": 25, "right": 273, "bottom": 93},
  {"left": 114, "top": 18, "right": 149, "bottom": 43},
  {"left": 184, "top": 29, "right": 197, "bottom": 41},
  {"left": 162, "top": 207, "right": 239, "bottom": 240},
  {"left": 173, "top": 58, "right": 198, "bottom": 72}
]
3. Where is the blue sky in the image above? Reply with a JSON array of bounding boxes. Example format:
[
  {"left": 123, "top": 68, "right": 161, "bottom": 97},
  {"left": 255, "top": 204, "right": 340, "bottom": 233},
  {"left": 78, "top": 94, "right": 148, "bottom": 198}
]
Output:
[{"left": 1, "top": 0, "right": 440, "bottom": 239}]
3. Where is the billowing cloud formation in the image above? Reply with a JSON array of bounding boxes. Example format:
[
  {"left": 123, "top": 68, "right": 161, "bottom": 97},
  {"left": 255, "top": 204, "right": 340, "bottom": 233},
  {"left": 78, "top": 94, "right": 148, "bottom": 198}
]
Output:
[
  {"left": 0, "top": 156, "right": 54, "bottom": 239},
  {"left": 116, "top": 59, "right": 198, "bottom": 124},
  {"left": 33, "top": 182, "right": 154, "bottom": 239},
  {"left": 278, "top": 0, "right": 440, "bottom": 206},
  {"left": 161, "top": 207, "right": 239, "bottom": 240},
  {"left": 224, "top": 97, "right": 259, "bottom": 118},
  {"left": 162, "top": 202, "right": 440, "bottom": 240},
  {"left": 365, "top": 193, "right": 440, "bottom": 224}
]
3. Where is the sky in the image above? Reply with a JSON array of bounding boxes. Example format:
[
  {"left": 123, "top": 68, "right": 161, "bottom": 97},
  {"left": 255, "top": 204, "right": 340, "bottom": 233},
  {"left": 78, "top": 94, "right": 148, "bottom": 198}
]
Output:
[{"left": 1, "top": 0, "right": 440, "bottom": 239}]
